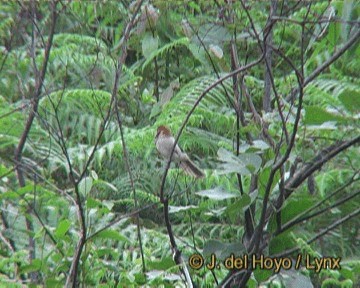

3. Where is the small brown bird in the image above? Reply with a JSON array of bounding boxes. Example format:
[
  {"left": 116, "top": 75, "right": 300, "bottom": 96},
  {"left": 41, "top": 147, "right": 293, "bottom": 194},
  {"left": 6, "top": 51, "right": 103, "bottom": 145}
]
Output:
[{"left": 155, "top": 125, "right": 205, "bottom": 178}]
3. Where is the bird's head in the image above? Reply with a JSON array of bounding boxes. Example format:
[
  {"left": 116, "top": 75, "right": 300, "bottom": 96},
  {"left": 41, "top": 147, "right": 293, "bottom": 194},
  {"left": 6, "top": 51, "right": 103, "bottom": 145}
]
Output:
[{"left": 156, "top": 125, "right": 172, "bottom": 138}]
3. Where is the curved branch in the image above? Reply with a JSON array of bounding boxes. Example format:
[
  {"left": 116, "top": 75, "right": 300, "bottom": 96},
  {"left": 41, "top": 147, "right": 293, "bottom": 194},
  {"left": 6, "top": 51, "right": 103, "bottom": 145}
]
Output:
[
  {"left": 274, "top": 207, "right": 360, "bottom": 258},
  {"left": 264, "top": 136, "right": 360, "bottom": 224}
]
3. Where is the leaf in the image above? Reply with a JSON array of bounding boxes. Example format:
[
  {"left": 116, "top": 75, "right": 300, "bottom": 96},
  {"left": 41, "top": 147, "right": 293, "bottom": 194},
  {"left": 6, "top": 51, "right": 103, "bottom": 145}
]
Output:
[
  {"left": 95, "top": 229, "right": 129, "bottom": 242},
  {"left": 209, "top": 44, "right": 223, "bottom": 58},
  {"left": 269, "top": 232, "right": 296, "bottom": 255},
  {"left": 20, "top": 259, "right": 42, "bottom": 274},
  {"left": 102, "top": 200, "right": 114, "bottom": 210},
  {"left": 203, "top": 240, "right": 227, "bottom": 257},
  {"left": 279, "top": 269, "right": 314, "bottom": 288},
  {"left": 226, "top": 194, "right": 251, "bottom": 221},
  {"left": 142, "top": 37, "right": 189, "bottom": 71},
  {"left": 54, "top": 219, "right": 71, "bottom": 238},
  {"left": 146, "top": 270, "right": 181, "bottom": 281},
  {"left": 86, "top": 197, "right": 101, "bottom": 209},
  {"left": 195, "top": 187, "right": 238, "bottom": 200},
  {"left": 169, "top": 205, "right": 198, "bottom": 213},
  {"left": 142, "top": 33, "right": 159, "bottom": 59},
  {"left": 78, "top": 176, "right": 93, "bottom": 196},
  {"left": 197, "top": 24, "right": 231, "bottom": 45},
  {"left": 217, "top": 148, "right": 262, "bottom": 175},
  {"left": 90, "top": 170, "right": 98, "bottom": 180},
  {"left": 203, "top": 240, "right": 245, "bottom": 259},
  {"left": 304, "top": 106, "right": 345, "bottom": 125},
  {"left": 239, "top": 140, "right": 270, "bottom": 153},
  {"left": 147, "top": 256, "right": 175, "bottom": 270},
  {"left": 93, "top": 179, "right": 118, "bottom": 192},
  {"left": 338, "top": 89, "right": 360, "bottom": 112}
]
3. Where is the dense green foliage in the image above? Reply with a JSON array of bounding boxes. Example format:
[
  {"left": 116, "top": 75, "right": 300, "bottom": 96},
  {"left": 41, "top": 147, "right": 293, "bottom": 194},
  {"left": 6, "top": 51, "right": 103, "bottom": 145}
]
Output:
[{"left": 0, "top": 1, "right": 359, "bottom": 287}]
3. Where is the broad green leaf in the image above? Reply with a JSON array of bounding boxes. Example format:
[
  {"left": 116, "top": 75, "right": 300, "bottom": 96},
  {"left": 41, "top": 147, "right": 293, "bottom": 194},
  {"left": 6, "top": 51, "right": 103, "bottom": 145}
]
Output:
[
  {"left": 269, "top": 232, "right": 296, "bottom": 255},
  {"left": 278, "top": 270, "right": 314, "bottom": 288},
  {"left": 93, "top": 179, "right": 118, "bottom": 192},
  {"left": 146, "top": 270, "right": 181, "bottom": 281},
  {"left": 217, "top": 148, "right": 262, "bottom": 175},
  {"left": 209, "top": 44, "right": 223, "bottom": 59},
  {"left": 142, "top": 33, "right": 159, "bottom": 59},
  {"left": 20, "top": 259, "right": 42, "bottom": 273},
  {"left": 0, "top": 191, "right": 20, "bottom": 200},
  {"left": 203, "top": 239, "right": 227, "bottom": 257},
  {"left": 86, "top": 197, "right": 101, "bottom": 209},
  {"left": 304, "top": 106, "right": 345, "bottom": 125},
  {"left": 16, "top": 184, "right": 35, "bottom": 196},
  {"left": 195, "top": 187, "right": 238, "bottom": 200},
  {"left": 253, "top": 265, "right": 272, "bottom": 283},
  {"left": 45, "top": 278, "right": 64, "bottom": 287},
  {"left": 197, "top": 24, "right": 231, "bottom": 45},
  {"left": 102, "top": 200, "right": 114, "bottom": 210},
  {"left": 95, "top": 229, "right": 129, "bottom": 242},
  {"left": 78, "top": 176, "right": 93, "bottom": 196},
  {"left": 226, "top": 194, "right": 251, "bottom": 221},
  {"left": 147, "top": 256, "right": 175, "bottom": 270},
  {"left": 169, "top": 205, "right": 198, "bottom": 213},
  {"left": 338, "top": 89, "right": 360, "bottom": 112},
  {"left": 203, "top": 240, "right": 245, "bottom": 260},
  {"left": 268, "top": 195, "right": 315, "bottom": 232},
  {"left": 220, "top": 242, "right": 246, "bottom": 259},
  {"left": 55, "top": 219, "right": 71, "bottom": 237},
  {"left": 34, "top": 227, "right": 45, "bottom": 239},
  {"left": 90, "top": 170, "right": 98, "bottom": 180}
]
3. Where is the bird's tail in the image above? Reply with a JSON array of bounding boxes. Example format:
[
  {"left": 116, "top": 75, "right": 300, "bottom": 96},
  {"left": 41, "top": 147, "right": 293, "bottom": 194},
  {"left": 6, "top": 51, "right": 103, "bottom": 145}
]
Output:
[{"left": 179, "top": 159, "right": 205, "bottom": 178}]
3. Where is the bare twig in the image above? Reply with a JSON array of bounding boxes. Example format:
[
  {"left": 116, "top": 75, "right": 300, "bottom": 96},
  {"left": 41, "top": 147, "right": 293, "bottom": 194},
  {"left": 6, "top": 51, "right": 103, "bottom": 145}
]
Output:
[
  {"left": 287, "top": 24, "right": 360, "bottom": 102},
  {"left": 274, "top": 207, "right": 360, "bottom": 258},
  {"left": 276, "top": 172, "right": 359, "bottom": 235},
  {"left": 159, "top": 56, "right": 264, "bottom": 200},
  {"left": 65, "top": 1, "right": 145, "bottom": 286},
  {"left": 277, "top": 190, "right": 360, "bottom": 236},
  {"left": 158, "top": 55, "right": 264, "bottom": 288},
  {"left": 263, "top": 136, "right": 360, "bottom": 224},
  {"left": 12, "top": 0, "right": 58, "bottom": 283},
  {"left": 87, "top": 203, "right": 158, "bottom": 241}
]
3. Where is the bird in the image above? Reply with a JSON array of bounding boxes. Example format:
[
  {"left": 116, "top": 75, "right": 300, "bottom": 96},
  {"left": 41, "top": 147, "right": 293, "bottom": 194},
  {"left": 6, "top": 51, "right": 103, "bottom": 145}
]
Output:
[{"left": 155, "top": 125, "right": 205, "bottom": 178}]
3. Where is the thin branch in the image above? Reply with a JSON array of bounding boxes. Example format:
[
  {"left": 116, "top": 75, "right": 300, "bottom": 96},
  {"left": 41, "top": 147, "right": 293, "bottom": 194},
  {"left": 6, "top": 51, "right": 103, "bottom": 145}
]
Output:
[
  {"left": 11, "top": 0, "right": 58, "bottom": 283},
  {"left": 276, "top": 173, "right": 359, "bottom": 235},
  {"left": 277, "top": 190, "right": 360, "bottom": 236},
  {"left": 159, "top": 56, "right": 264, "bottom": 201},
  {"left": 274, "top": 207, "right": 360, "bottom": 258},
  {"left": 87, "top": 202, "right": 158, "bottom": 241},
  {"left": 65, "top": 1, "right": 144, "bottom": 286},
  {"left": 286, "top": 24, "right": 360, "bottom": 102},
  {"left": 158, "top": 35, "right": 264, "bottom": 288},
  {"left": 264, "top": 136, "right": 360, "bottom": 224},
  {"left": 251, "top": 17, "right": 307, "bottom": 255},
  {"left": 227, "top": 2, "right": 255, "bottom": 244}
]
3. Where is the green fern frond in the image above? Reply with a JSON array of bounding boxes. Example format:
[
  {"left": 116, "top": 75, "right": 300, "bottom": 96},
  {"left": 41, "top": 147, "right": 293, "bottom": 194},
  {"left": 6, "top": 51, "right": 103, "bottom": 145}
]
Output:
[
  {"left": 142, "top": 37, "right": 190, "bottom": 71},
  {"left": 53, "top": 33, "right": 108, "bottom": 54},
  {"left": 40, "top": 89, "right": 111, "bottom": 117}
]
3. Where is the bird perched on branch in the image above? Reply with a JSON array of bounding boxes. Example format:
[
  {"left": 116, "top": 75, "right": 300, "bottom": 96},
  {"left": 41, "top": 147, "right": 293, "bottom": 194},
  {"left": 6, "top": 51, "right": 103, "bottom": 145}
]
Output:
[{"left": 155, "top": 125, "right": 205, "bottom": 178}]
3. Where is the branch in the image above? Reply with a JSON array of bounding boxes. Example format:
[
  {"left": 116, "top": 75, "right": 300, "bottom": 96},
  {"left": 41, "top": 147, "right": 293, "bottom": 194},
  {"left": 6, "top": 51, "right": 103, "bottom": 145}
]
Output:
[
  {"left": 159, "top": 56, "right": 264, "bottom": 201},
  {"left": 263, "top": 136, "right": 360, "bottom": 224},
  {"left": 65, "top": 1, "right": 144, "bottom": 286},
  {"left": 277, "top": 189, "right": 360, "bottom": 235},
  {"left": 11, "top": 1, "right": 58, "bottom": 283},
  {"left": 284, "top": 137, "right": 360, "bottom": 198},
  {"left": 87, "top": 203, "right": 158, "bottom": 241},
  {"left": 286, "top": 24, "right": 360, "bottom": 102},
  {"left": 274, "top": 207, "right": 360, "bottom": 258}
]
